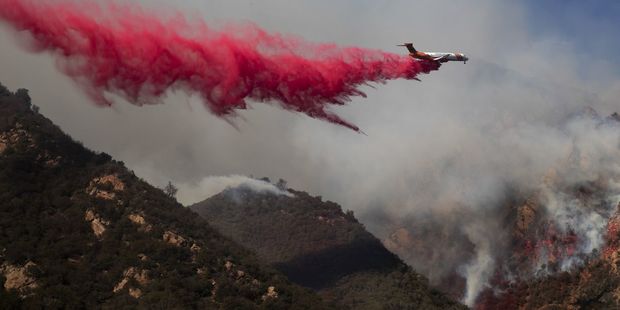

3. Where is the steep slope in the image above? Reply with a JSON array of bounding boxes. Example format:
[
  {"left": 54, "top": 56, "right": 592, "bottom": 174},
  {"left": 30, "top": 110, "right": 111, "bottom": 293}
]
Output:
[
  {"left": 476, "top": 203, "right": 620, "bottom": 309},
  {"left": 381, "top": 109, "right": 620, "bottom": 308},
  {"left": 190, "top": 186, "right": 466, "bottom": 309},
  {"left": 0, "top": 83, "right": 328, "bottom": 309},
  {"left": 383, "top": 173, "right": 620, "bottom": 310}
]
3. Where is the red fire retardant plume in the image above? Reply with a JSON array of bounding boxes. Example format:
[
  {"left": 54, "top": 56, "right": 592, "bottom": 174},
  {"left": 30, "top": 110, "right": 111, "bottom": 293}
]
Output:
[{"left": 0, "top": 0, "right": 440, "bottom": 131}]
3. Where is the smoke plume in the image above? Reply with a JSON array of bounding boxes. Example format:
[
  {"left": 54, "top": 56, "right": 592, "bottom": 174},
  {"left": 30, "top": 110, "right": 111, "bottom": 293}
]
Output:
[
  {"left": 381, "top": 113, "right": 620, "bottom": 306},
  {"left": 177, "top": 175, "right": 292, "bottom": 204},
  {"left": 0, "top": 0, "right": 438, "bottom": 132}
]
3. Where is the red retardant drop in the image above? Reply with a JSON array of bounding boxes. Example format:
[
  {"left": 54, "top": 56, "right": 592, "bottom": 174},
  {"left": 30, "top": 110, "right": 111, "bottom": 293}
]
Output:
[{"left": 0, "top": 0, "right": 440, "bottom": 131}]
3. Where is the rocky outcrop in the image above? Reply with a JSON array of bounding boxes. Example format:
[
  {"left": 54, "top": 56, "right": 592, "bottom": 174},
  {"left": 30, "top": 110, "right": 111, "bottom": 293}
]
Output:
[
  {"left": 128, "top": 287, "right": 142, "bottom": 299},
  {"left": 1, "top": 261, "right": 38, "bottom": 297},
  {"left": 0, "top": 122, "right": 61, "bottom": 167},
  {"left": 113, "top": 267, "right": 150, "bottom": 299},
  {"left": 0, "top": 122, "right": 34, "bottom": 155},
  {"left": 190, "top": 243, "right": 201, "bottom": 253},
  {"left": 163, "top": 230, "right": 187, "bottom": 247},
  {"left": 128, "top": 214, "right": 145, "bottom": 225},
  {"left": 128, "top": 213, "right": 152, "bottom": 232},
  {"left": 262, "top": 286, "right": 278, "bottom": 301},
  {"left": 86, "top": 174, "right": 125, "bottom": 201},
  {"left": 84, "top": 210, "right": 109, "bottom": 238}
]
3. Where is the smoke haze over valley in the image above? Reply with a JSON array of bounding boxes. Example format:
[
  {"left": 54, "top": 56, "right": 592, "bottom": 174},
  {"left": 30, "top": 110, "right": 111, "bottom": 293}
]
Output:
[{"left": 2, "top": 0, "right": 620, "bottom": 306}]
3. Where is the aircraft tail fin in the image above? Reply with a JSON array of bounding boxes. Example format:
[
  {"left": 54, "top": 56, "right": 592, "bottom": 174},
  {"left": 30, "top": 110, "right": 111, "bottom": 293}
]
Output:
[{"left": 397, "top": 43, "right": 417, "bottom": 54}]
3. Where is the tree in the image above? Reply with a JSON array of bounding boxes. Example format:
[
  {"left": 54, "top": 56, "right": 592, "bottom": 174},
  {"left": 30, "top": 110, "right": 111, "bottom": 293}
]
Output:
[
  {"left": 15, "top": 88, "right": 31, "bottom": 107},
  {"left": 276, "top": 179, "right": 288, "bottom": 190},
  {"left": 164, "top": 181, "right": 178, "bottom": 198},
  {"left": 0, "top": 82, "right": 10, "bottom": 97},
  {"left": 345, "top": 210, "right": 356, "bottom": 221}
]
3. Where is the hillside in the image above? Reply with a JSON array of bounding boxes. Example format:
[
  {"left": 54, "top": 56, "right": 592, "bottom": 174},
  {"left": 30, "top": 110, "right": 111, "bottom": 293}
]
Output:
[
  {"left": 0, "top": 83, "right": 329, "bottom": 309},
  {"left": 385, "top": 192, "right": 620, "bottom": 310},
  {"left": 476, "top": 202, "right": 620, "bottom": 309},
  {"left": 190, "top": 186, "right": 466, "bottom": 309},
  {"left": 381, "top": 109, "right": 620, "bottom": 309}
]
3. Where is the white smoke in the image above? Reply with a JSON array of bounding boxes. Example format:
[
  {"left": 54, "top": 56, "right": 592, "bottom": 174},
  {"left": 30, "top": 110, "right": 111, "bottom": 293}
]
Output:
[
  {"left": 177, "top": 175, "right": 292, "bottom": 205},
  {"left": 543, "top": 189, "right": 608, "bottom": 270},
  {"left": 460, "top": 223, "right": 496, "bottom": 306},
  {"left": 456, "top": 114, "right": 620, "bottom": 305}
]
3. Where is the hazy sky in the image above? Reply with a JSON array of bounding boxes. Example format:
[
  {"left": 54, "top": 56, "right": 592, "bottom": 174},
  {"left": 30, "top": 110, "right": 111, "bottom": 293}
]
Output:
[
  {"left": 0, "top": 0, "right": 618, "bottom": 221},
  {"left": 2, "top": 0, "right": 619, "bottom": 305},
  {"left": 0, "top": 0, "right": 617, "bottom": 206}
]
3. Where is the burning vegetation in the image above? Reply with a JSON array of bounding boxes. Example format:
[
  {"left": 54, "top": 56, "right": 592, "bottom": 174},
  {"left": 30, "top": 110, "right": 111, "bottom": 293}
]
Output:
[{"left": 381, "top": 109, "right": 620, "bottom": 308}]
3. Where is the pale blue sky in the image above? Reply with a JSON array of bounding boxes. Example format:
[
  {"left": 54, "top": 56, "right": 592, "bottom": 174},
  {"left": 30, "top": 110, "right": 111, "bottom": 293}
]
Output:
[{"left": 523, "top": 0, "right": 620, "bottom": 74}]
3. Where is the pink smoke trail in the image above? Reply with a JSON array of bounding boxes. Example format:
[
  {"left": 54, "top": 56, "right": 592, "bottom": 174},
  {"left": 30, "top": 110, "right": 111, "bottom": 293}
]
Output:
[{"left": 0, "top": 0, "right": 439, "bottom": 131}]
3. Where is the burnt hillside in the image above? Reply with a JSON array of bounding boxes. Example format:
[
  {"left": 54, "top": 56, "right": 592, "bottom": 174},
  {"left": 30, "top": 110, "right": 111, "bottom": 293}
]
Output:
[
  {"left": 475, "top": 202, "right": 620, "bottom": 310},
  {"left": 381, "top": 109, "right": 620, "bottom": 309}
]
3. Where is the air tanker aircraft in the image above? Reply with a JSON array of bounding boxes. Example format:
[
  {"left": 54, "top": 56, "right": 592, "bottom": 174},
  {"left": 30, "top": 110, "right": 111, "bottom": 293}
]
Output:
[{"left": 398, "top": 43, "right": 469, "bottom": 64}]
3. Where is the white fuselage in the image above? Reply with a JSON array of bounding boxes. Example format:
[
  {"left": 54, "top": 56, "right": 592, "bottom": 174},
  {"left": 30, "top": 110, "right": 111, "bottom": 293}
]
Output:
[
  {"left": 398, "top": 43, "right": 469, "bottom": 64},
  {"left": 425, "top": 52, "right": 468, "bottom": 62}
]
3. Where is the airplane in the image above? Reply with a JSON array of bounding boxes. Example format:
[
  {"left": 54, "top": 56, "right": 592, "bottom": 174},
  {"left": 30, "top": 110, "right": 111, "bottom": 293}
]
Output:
[{"left": 398, "top": 43, "right": 469, "bottom": 64}]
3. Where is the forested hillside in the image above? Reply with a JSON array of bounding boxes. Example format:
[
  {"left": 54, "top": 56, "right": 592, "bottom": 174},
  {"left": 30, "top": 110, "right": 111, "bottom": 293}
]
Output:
[
  {"left": 191, "top": 187, "right": 466, "bottom": 309},
  {"left": 0, "top": 83, "right": 328, "bottom": 309}
]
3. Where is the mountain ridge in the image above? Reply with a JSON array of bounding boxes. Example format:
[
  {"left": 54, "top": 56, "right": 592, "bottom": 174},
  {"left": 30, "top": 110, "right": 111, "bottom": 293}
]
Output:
[{"left": 191, "top": 186, "right": 466, "bottom": 309}]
